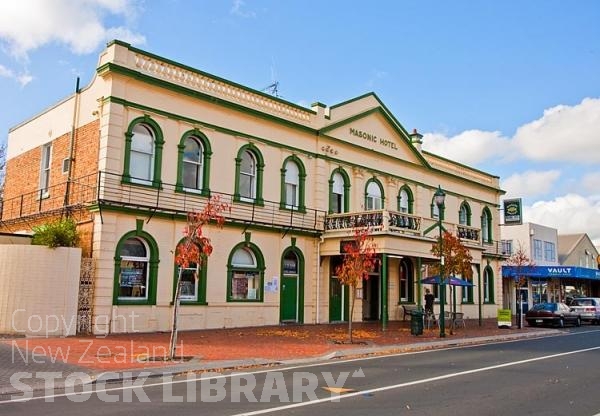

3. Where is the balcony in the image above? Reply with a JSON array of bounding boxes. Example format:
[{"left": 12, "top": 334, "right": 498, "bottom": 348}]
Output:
[
  {"left": 323, "top": 210, "right": 505, "bottom": 256},
  {"left": 0, "top": 171, "right": 326, "bottom": 235},
  {"left": 325, "top": 210, "right": 421, "bottom": 236}
]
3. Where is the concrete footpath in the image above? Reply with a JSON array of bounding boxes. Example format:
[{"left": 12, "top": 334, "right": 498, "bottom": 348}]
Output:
[{"left": 0, "top": 319, "right": 561, "bottom": 396}]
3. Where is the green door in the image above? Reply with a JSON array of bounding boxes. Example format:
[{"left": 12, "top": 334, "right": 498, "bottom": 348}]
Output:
[
  {"left": 281, "top": 276, "right": 298, "bottom": 322},
  {"left": 329, "top": 276, "right": 349, "bottom": 322},
  {"left": 280, "top": 250, "right": 303, "bottom": 323}
]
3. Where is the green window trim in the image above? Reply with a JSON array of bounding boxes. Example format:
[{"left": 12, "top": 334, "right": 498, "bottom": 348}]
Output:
[
  {"left": 122, "top": 115, "right": 164, "bottom": 189},
  {"left": 279, "top": 246, "right": 305, "bottom": 323},
  {"left": 459, "top": 201, "right": 472, "bottom": 226},
  {"left": 397, "top": 185, "right": 414, "bottom": 213},
  {"left": 483, "top": 265, "right": 495, "bottom": 304},
  {"left": 171, "top": 239, "right": 208, "bottom": 305},
  {"left": 481, "top": 207, "right": 493, "bottom": 243},
  {"left": 328, "top": 167, "right": 351, "bottom": 214},
  {"left": 364, "top": 177, "right": 385, "bottom": 210},
  {"left": 226, "top": 241, "right": 266, "bottom": 302},
  {"left": 112, "top": 230, "right": 160, "bottom": 306},
  {"left": 175, "top": 129, "right": 212, "bottom": 196},
  {"left": 398, "top": 259, "right": 415, "bottom": 303},
  {"left": 279, "top": 155, "right": 307, "bottom": 213},
  {"left": 233, "top": 144, "right": 265, "bottom": 206}
]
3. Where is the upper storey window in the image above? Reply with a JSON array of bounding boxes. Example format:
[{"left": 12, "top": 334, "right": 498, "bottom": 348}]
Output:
[{"left": 365, "top": 180, "right": 383, "bottom": 211}]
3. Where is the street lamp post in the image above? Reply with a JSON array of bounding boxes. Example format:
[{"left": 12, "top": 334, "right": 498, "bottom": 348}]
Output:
[{"left": 434, "top": 185, "right": 446, "bottom": 338}]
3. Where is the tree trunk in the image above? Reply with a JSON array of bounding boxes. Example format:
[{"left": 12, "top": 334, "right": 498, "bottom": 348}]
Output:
[
  {"left": 169, "top": 268, "right": 182, "bottom": 360},
  {"left": 348, "top": 284, "right": 354, "bottom": 344}
]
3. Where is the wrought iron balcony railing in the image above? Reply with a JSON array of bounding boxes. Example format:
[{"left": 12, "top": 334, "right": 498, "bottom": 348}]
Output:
[
  {"left": 0, "top": 171, "right": 326, "bottom": 234},
  {"left": 325, "top": 210, "right": 421, "bottom": 235}
]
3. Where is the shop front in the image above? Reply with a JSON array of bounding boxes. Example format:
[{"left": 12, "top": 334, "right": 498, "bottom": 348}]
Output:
[{"left": 502, "top": 266, "right": 600, "bottom": 310}]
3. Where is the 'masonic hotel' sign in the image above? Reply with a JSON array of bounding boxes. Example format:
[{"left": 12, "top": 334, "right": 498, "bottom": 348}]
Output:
[{"left": 349, "top": 128, "right": 398, "bottom": 150}]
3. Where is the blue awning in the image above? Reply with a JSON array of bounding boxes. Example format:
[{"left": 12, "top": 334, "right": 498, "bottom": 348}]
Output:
[{"left": 502, "top": 266, "right": 600, "bottom": 281}]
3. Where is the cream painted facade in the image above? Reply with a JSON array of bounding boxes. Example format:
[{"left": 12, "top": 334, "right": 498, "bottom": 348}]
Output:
[{"left": 2, "top": 41, "right": 506, "bottom": 334}]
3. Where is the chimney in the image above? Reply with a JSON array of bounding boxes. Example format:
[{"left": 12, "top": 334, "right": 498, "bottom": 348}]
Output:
[{"left": 409, "top": 128, "right": 423, "bottom": 152}]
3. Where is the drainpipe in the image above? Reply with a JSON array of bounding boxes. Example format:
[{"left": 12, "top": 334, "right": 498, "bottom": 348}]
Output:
[
  {"left": 64, "top": 77, "right": 81, "bottom": 210},
  {"left": 316, "top": 235, "right": 324, "bottom": 324}
]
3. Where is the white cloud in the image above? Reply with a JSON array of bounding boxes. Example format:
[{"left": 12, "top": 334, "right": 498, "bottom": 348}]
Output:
[
  {"left": 422, "top": 97, "right": 600, "bottom": 168},
  {"left": 524, "top": 194, "right": 600, "bottom": 245},
  {"left": 422, "top": 129, "right": 512, "bottom": 166},
  {"left": 501, "top": 170, "right": 561, "bottom": 199},
  {"left": 230, "top": 0, "right": 256, "bottom": 18},
  {"left": 513, "top": 98, "right": 600, "bottom": 163},
  {"left": 0, "top": 63, "right": 32, "bottom": 86},
  {"left": 0, "top": 0, "right": 145, "bottom": 59},
  {"left": 0, "top": 64, "right": 12, "bottom": 78}
]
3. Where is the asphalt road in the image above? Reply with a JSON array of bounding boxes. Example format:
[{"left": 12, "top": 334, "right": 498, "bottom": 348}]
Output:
[{"left": 2, "top": 327, "right": 600, "bottom": 416}]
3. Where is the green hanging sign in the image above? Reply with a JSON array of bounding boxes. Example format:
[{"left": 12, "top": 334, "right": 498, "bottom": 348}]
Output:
[{"left": 503, "top": 198, "right": 522, "bottom": 225}]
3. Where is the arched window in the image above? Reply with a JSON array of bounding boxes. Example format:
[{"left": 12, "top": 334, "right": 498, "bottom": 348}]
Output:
[
  {"left": 280, "top": 157, "right": 306, "bottom": 211},
  {"left": 227, "top": 243, "right": 265, "bottom": 302},
  {"left": 177, "top": 130, "right": 212, "bottom": 195},
  {"left": 459, "top": 202, "right": 471, "bottom": 225},
  {"left": 113, "top": 232, "right": 159, "bottom": 305},
  {"left": 240, "top": 151, "right": 256, "bottom": 200},
  {"left": 329, "top": 168, "right": 350, "bottom": 214},
  {"left": 235, "top": 145, "right": 264, "bottom": 204},
  {"left": 284, "top": 161, "right": 299, "bottom": 207},
  {"left": 183, "top": 136, "right": 204, "bottom": 190},
  {"left": 124, "top": 117, "right": 164, "bottom": 187},
  {"left": 365, "top": 180, "right": 383, "bottom": 210},
  {"left": 399, "top": 259, "right": 414, "bottom": 303},
  {"left": 398, "top": 186, "right": 413, "bottom": 213},
  {"left": 482, "top": 208, "right": 492, "bottom": 243},
  {"left": 483, "top": 266, "right": 494, "bottom": 303},
  {"left": 130, "top": 124, "right": 155, "bottom": 184}
]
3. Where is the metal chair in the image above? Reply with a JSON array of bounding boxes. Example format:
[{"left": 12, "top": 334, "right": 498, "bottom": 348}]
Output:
[
  {"left": 424, "top": 311, "right": 437, "bottom": 329},
  {"left": 453, "top": 312, "right": 466, "bottom": 329}
]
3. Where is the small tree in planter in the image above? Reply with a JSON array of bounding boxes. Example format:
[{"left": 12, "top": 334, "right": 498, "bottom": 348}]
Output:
[
  {"left": 31, "top": 218, "right": 80, "bottom": 248},
  {"left": 505, "top": 243, "right": 535, "bottom": 329},
  {"left": 335, "top": 226, "right": 377, "bottom": 344},
  {"left": 169, "top": 195, "right": 229, "bottom": 359}
]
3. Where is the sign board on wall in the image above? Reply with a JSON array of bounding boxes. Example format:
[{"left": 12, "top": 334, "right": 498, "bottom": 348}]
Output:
[{"left": 503, "top": 198, "right": 523, "bottom": 225}]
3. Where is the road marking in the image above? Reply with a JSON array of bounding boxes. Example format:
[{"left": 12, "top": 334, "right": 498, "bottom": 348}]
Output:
[
  {"left": 232, "top": 345, "right": 600, "bottom": 415},
  {"left": 0, "top": 331, "right": 597, "bottom": 405}
]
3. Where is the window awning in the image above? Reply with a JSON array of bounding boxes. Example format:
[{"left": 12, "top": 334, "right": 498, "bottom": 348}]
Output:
[{"left": 502, "top": 266, "right": 600, "bottom": 281}]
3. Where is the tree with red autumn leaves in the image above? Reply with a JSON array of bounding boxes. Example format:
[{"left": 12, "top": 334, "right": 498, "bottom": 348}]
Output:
[
  {"left": 429, "top": 231, "right": 473, "bottom": 334},
  {"left": 169, "top": 195, "right": 229, "bottom": 359},
  {"left": 335, "top": 226, "right": 378, "bottom": 343},
  {"left": 430, "top": 231, "right": 474, "bottom": 282},
  {"left": 505, "top": 242, "right": 535, "bottom": 328}
]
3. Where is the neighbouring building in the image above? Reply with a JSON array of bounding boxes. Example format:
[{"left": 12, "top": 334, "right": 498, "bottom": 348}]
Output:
[
  {"left": 501, "top": 223, "right": 600, "bottom": 313},
  {"left": 0, "top": 40, "right": 506, "bottom": 335}
]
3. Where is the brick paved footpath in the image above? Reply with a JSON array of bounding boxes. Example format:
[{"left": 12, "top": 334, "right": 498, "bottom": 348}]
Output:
[{"left": 0, "top": 320, "right": 556, "bottom": 395}]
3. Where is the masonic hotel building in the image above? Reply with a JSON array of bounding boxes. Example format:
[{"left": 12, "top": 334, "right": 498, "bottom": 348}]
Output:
[{"left": 0, "top": 41, "right": 505, "bottom": 334}]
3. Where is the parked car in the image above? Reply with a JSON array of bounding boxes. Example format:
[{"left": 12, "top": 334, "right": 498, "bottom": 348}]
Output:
[
  {"left": 526, "top": 302, "right": 581, "bottom": 328},
  {"left": 569, "top": 297, "right": 600, "bottom": 324}
]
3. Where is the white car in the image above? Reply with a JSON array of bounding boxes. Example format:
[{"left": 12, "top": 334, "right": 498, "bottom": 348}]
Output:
[{"left": 569, "top": 297, "right": 600, "bottom": 324}]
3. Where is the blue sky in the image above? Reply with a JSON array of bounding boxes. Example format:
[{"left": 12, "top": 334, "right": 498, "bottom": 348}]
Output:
[{"left": 1, "top": 1, "right": 599, "bottom": 243}]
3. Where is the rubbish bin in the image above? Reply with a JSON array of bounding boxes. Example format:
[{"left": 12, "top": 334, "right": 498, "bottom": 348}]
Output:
[{"left": 410, "top": 310, "right": 424, "bottom": 336}]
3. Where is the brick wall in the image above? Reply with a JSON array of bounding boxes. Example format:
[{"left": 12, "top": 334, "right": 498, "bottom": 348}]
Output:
[
  {"left": 0, "top": 120, "right": 100, "bottom": 256},
  {"left": 1, "top": 119, "right": 100, "bottom": 220}
]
